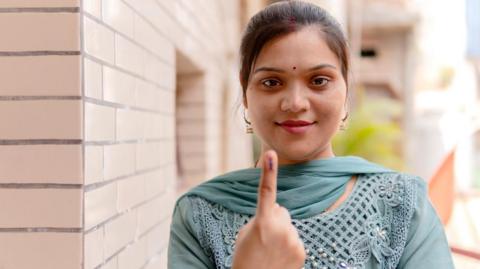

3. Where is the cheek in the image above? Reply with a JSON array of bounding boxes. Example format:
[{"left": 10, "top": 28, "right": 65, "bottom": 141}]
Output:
[
  {"left": 246, "top": 92, "right": 274, "bottom": 119},
  {"left": 315, "top": 98, "right": 342, "bottom": 114},
  {"left": 249, "top": 105, "right": 273, "bottom": 126},
  {"left": 321, "top": 89, "right": 346, "bottom": 114}
]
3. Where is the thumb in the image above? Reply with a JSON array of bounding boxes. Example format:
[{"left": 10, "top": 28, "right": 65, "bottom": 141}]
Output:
[{"left": 256, "top": 150, "right": 278, "bottom": 217}]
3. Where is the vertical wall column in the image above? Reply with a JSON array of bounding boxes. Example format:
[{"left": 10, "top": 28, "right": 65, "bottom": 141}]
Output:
[{"left": 0, "top": 1, "right": 83, "bottom": 269}]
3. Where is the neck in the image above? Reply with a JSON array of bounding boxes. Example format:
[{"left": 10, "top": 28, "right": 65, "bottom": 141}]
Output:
[{"left": 254, "top": 144, "right": 335, "bottom": 168}]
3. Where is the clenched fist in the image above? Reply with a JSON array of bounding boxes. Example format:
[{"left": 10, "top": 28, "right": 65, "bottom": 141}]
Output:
[{"left": 232, "top": 150, "right": 306, "bottom": 269}]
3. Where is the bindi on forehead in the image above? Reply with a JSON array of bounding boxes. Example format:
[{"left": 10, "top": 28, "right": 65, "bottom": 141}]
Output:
[{"left": 287, "top": 15, "right": 297, "bottom": 70}]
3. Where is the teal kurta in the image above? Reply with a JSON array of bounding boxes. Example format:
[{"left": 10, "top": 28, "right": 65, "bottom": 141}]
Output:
[{"left": 168, "top": 156, "right": 454, "bottom": 269}]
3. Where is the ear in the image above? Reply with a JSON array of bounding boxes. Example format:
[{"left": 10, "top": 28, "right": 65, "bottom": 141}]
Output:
[
  {"left": 240, "top": 72, "right": 249, "bottom": 109},
  {"left": 343, "top": 95, "right": 349, "bottom": 115},
  {"left": 341, "top": 104, "right": 349, "bottom": 121}
]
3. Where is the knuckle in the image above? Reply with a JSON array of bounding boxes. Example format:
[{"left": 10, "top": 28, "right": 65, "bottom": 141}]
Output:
[
  {"left": 259, "top": 186, "right": 273, "bottom": 197},
  {"left": 251, "top": 219, "right": 265, "bottom": 231},
  {"left": 284, "top": 228, "right": 302, "bottom": 247},
  {"left": 295, "top": 246, "right": 307, "bottom": 261},
  {"left": 277, "top": 206, "right": 292, "bottom": 220},
  {"left": 253, "top": 217, "right": 277, "bottom": 234},
  {"left": 280, "top": 206, "right": 289, "bottom": 214},
  {"left": 285, "top": 233, "right": 300, "bottom": 247}
]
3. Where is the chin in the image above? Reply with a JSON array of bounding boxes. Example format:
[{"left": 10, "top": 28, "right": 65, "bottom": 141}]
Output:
[{"left": 276, "top": 146, "right": 320, "bottom": 162}]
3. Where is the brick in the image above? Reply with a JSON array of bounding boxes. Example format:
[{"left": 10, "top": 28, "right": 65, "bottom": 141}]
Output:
[
  {"left": 134, "top": 14, "right": 174, "bottom": 64},
  {"left": 145, "top": 219, "right": 170, "bottom": 258},
  {"left": 84, "top": 58, "right": 103, "bottom": 99},
  {"left": 0, "top": 188, "right": 81, "bottom": 228},
  {"left": 0, "top": 55, "right": 81, "bottom": 96},
  {"left": 135, "top": 79, "right": 162, "bottom": 111},
  {"left": 104, "top": 144, "right": 136, "bottom": 180},
  {"left": 0, "top": 100, "right": 81, "bottom": 140},
  {"left": 0, "top": 1, "right": 79, "bottom": 7},
  {"left": 144, "top": 170, "right": 166, "bottom": 199},
  {"left": 84, "top": 0, "right": 101, "bottom": 18},
  {"left": 115, "top": 34, "right": 145, "bottom": 76},
  {"left": 85, "top": 145, "right": 103, "bottom": 185},
  {"left": 84, "top": 183, "right": 117, "bottom": 230},
  {"left": 102, "top": 256, "right": 118, "bottom": 269},
  {"left": 102, "top": 0, "right": 134, "bottom": 38},
  {"left": 144, "top": 55, "right": 172, "bottom": 87},
  {"left": 84, "top": 16, "right": 115, "bottom": 64},
  {"left": 104, "top": 210, "right": 137, "bottom": 257},
  {"left": 137, "top": 192, "right": 173, "bottom": 235},
  {"left": 116, "top": 109, "right": 141, "bottom": 141},
  {"left": 0, "top": 145, "right": 82, "bottom": 184},
  {"left": 103, "top": 65, "right": 136, "bottom": 106},
  {"left": 136, "top": 142, "right": 162, "bottom": 171},
  {"left": 84, "top": 227, "right": 104, "bottom": 269},
  {"left": 117, "top": 174, "right": 145, "bottom": 212},
  {"left": 85, "top": 102, "right": 115, "bottom": 141},
  {"left": 0, "top": 232, "right": 82, "bottom": 269},
  {"left": 0, "top": 13, "right": 79, "bottom": 51},
  {"left": 144, "top": 113, "right": 163, "bottom": 139},
  {"left": 118, "top": 236, "right": 147, "bottom": 269}
]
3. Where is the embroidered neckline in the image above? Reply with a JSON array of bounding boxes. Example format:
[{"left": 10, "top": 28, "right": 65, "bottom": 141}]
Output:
[{"left": 315, "top": 175, "right": 361, "bottom": 218}]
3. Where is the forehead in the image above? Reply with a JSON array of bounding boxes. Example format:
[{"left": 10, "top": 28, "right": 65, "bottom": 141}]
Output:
[{"left": 253, "top": 25, "right": 341, "bottom": 70}]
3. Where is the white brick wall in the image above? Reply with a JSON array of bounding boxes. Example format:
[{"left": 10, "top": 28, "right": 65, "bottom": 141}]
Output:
[
  {"left": 82, "top": 0, "right": 250, "bottom": 268},
  {"left": 0, "top": 0, "right": 252, "bottom": 268}
]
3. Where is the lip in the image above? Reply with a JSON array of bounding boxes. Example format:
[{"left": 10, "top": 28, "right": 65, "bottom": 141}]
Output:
[{"left": 276, "top": 120, "right": 316, "bottom": 134}]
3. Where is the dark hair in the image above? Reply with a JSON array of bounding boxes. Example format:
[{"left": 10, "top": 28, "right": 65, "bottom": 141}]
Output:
[{"left": 239, "top": 0, "right": 350, "bottom": 102}]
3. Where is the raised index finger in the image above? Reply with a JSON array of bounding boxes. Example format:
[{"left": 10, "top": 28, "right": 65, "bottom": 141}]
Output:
[{"left": 256, "top": 150, "right": 278, "bottom": 217}]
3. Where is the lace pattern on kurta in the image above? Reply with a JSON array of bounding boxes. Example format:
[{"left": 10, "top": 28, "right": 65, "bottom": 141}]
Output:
[{"left": 187, "top": 173, "right": 417, "bottom": 269}]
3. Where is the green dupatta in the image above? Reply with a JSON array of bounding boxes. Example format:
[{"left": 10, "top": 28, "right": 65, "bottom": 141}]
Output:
[{"left": 177, "top": 156, "right": 394, "bottom": 218}]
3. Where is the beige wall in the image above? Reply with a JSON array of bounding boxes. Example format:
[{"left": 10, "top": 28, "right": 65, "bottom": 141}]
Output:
[
  {"left": 0, "top": 1, "right": 82, "bottom": 269},
  {"left": 0, "top": 0, "right": 251, "bottom": 268}
]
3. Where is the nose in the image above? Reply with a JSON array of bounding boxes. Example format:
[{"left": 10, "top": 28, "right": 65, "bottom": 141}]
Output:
[{"left": 280, "top": 85, "right": 310, "bottom": 113}]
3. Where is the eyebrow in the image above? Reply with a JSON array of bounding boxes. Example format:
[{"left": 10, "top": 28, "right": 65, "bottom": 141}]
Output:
[{"left": 253, "top": 64, "right": 337, "bottom": 74}]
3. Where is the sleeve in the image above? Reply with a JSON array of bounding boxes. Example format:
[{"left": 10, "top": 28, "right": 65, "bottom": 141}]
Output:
[
  {"left": 167, "top": 196, "right": 215, "bottom": 269},
  {"left": 397, "top": 176, "right": 455, "bottom": 268}
]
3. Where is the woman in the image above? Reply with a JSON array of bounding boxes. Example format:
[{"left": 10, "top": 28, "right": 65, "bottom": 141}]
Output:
[{"left": 168, "top": 1, "right": 455, "bottom": 268}]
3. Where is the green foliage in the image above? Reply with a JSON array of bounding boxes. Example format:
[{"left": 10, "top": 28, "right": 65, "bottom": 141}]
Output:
[{"left": 333, "top": 94, "right": 405, "bottom": 171}]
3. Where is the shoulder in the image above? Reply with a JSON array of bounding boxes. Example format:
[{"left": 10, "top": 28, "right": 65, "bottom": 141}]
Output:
[
  {"left": 172, "top": 194, "right": 206, "bottom": 219},
  {"left": 171, "top": 194, "right": 208, "bottom": 230},
  {"left": 173, "top": 194, "right": 227, "bottom": 226},
  {"left": 363, "top": 171, "right": 427, "bottom": 202},
  {"left": 357, "top": 171, "right": 428, "bottom": 225},
  {"left": 364, "top": 171, "right": 426, "bottom": 186}
]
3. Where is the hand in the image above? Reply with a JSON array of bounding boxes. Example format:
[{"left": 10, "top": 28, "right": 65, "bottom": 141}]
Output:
[{"left": 231, "top": 150, "right": 306, "bottom": 269}]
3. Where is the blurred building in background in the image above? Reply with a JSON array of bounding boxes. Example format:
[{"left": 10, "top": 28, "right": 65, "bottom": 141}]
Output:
[{"left": 0, "top": 0, "right": 478, "bottom": 268}]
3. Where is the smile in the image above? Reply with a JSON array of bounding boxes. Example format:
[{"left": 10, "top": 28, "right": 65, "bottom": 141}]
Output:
[{"left": 276, "top": 122, "right": 316, "bottom": 134}]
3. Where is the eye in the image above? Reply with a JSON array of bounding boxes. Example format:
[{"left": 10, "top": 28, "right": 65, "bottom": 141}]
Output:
[
  {"left": 261, "top": 78, "right": 282, "bottom": 88},
  {"left": 311, "top": 76, "right": 329, "bottom": 87}
]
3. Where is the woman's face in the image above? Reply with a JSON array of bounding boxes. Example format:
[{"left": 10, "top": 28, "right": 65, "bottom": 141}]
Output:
[{"left": 244, "top": 25, "right": 347, "bottom": 165}]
